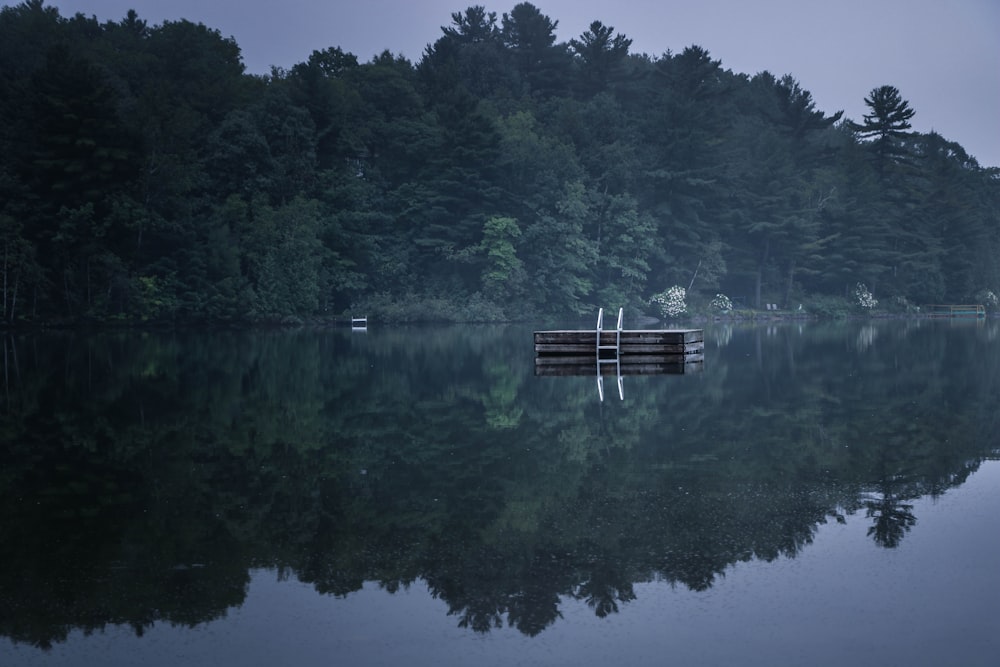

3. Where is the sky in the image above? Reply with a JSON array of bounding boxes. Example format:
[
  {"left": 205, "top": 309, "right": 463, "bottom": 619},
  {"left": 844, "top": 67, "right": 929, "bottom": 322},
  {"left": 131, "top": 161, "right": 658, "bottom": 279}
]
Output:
[{"left": 43, "top": 0, "right": 1000, "bottom": 168}]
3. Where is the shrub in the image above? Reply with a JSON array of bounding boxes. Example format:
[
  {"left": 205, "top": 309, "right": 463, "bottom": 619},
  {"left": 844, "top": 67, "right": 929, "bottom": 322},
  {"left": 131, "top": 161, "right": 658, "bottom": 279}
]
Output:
[
  {"left": 854, "top": 283, "right": 878, "bottom": 310},
  {"left": 976, "top": 289, "right": 998, "bottom": 312},
  {"left": 710, "top": 293, "right": 733, "bottom": 313},
  {"left": 650, "top": 285, "right": 687, "bottom": 318},
  {"left": 808, "top": 294, "right": 851, "bottom": 319}
]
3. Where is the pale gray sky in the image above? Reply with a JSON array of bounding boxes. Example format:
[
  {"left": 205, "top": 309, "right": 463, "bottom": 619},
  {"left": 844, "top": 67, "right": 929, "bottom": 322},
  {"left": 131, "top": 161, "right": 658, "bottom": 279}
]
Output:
[{"left": 46, "top": 0, "right": 1000, "bottom": 167}]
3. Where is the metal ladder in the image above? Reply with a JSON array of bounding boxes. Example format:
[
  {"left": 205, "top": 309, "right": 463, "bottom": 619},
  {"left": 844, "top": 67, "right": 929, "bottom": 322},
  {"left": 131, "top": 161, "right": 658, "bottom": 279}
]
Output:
[{"left": 596, "top": 307, "right": 624, "bottom": 401}]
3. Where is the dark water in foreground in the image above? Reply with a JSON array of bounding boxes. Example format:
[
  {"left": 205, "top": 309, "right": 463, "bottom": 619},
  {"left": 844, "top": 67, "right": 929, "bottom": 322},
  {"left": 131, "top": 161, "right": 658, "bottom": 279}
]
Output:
[{"left": 1, "top": 319, "right": 999, "bottom": 666}]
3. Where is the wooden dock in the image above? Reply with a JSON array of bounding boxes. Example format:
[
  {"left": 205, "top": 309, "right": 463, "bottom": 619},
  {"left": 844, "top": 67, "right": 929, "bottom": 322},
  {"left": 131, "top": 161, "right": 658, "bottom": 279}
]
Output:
[
  {"left": 534, "top": 330, "right": 704, "bottom": 374},
  {"left": 534, "top": 308, "right": 704, "bottom": 379}
]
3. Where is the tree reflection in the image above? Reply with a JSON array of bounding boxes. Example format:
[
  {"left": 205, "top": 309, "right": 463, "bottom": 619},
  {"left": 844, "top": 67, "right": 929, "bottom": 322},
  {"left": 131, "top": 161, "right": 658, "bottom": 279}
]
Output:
[
  {"left": 865, "top": 491, "right": 917, "bottom": 548},
  {"left": 574, "top": 566, "right": 637, "bottom": 618},
  {"left": 0, "top": 322, "right": 997, "bottom": 644}
]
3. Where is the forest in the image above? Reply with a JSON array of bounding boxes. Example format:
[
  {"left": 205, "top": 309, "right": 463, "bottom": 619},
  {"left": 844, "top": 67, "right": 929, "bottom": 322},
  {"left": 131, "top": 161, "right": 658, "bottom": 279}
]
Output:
[{"left": 1, "top": 0, "right": 998, "bottom": 324}]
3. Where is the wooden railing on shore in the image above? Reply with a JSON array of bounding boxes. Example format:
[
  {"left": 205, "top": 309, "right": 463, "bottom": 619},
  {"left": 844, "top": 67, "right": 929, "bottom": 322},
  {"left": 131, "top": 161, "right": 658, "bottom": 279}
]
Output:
[{"left": 922, "top": 304, "right": 986, "bottom": 318}]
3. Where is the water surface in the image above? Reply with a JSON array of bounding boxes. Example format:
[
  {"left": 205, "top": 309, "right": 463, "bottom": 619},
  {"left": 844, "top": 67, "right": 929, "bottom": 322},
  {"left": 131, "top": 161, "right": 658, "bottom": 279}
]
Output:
[{"left": 1, "top": 320, "right": 998, "bottom": 666}]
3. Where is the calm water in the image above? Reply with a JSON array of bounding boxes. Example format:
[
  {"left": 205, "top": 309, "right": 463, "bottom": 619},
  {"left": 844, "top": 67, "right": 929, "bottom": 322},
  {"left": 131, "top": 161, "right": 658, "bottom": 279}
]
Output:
[{"left": 1, "top": 319, "right": 999, "bottom": 667}]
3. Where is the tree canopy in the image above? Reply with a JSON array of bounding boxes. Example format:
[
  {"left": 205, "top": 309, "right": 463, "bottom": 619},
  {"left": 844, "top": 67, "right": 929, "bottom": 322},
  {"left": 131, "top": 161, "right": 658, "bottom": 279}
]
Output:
[{"left": 0, "top": 1, "right": 997, "bottom": 324}]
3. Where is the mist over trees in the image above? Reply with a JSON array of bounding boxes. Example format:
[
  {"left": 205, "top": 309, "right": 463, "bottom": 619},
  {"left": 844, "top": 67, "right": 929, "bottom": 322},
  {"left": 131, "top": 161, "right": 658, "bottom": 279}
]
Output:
[{"left": 1, "top": 0, "right": 997, "bottom": 324}]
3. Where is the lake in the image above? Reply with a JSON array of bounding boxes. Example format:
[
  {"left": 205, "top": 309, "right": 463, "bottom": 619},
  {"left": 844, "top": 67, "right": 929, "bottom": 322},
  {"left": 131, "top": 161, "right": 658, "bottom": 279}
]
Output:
[{"left": 1, "top": 319, "right": 999, "bottom": 667}]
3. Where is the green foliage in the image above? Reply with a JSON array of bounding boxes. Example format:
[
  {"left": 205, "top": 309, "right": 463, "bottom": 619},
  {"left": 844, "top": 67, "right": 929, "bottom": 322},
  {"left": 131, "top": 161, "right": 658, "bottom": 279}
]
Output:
[
  {"left": 807, "top": 294, "right": 851, "bottom": 319},
  {"left": 569, "top": 20, "right": 632, "bottom": 97},
  {"left": 0, "top": 4, "right": 997, "bottom": 324},
  {"left": 478, "top": 215, "right": 525, "bottom": 303},
  {"left": 243, "top": 197, "right": 326, "bottom": 320}
]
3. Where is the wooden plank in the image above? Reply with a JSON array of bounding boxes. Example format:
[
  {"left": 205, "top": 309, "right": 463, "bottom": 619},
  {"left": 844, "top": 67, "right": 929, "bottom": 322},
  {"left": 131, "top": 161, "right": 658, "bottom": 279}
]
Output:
[
  {"left": 535, "top": 361, "right": 704, "bottom": 376},
  {"left": 534, "top": 329, "right": 703, "bottom": 346},
  {"left": 619, "top": 343, "right": 704, "bottom": 354},
  {"left": 533, "top": 330, "right": 704, "bottom": 344},
  {"left": 620, "top": 353, "right": 704, "bottom": 364},
  {"left": 535, "top": 352, "right": 704, "bottom": 366},
  {"left": 535, "top": 343, "right": 606, "bottom": 354},
  {"left": 535, "top": 342, "right": 703, "bottom": 355},
  {"left": 619, "top": 330, "right": 704, "bottom": 345}
]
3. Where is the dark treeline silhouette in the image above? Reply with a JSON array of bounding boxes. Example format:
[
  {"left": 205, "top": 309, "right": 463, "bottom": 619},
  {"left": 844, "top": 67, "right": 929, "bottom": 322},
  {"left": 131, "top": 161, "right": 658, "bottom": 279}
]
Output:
[{"left": 1, "top": 1, "right": 998, "bottom": 324}]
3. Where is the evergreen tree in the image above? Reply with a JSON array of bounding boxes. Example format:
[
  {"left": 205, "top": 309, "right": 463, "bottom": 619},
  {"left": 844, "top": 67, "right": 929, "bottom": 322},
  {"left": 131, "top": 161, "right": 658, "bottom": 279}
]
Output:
[
  {"left": 569, "top": 20, "right": 632, "bottom": 97},
  {"left": 500, "top": 2, "right": 570, "bottom": 95},
  {"left": 851, "top": 84, "right": 916, "bottom": 174}
]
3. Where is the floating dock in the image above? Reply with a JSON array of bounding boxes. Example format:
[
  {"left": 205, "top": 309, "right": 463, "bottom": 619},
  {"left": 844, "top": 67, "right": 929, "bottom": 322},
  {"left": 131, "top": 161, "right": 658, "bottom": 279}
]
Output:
[
  {"left": 534, "top": 308, "right": 704, "bottom": 378},
  {"left": 534, "top": 330, "right": 704, "bottom": 375}
]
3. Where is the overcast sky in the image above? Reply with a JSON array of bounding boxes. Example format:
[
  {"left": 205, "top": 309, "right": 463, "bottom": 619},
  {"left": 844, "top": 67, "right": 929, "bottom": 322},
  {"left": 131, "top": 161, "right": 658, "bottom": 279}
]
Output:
[{"left": 46, "top": 0, "right": 1000, "bottom": 167}]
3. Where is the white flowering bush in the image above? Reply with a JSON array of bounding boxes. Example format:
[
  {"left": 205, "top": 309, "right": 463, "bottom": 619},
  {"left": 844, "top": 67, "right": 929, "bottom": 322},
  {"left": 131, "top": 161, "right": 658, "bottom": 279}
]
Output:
[
  {"left": 710, "top": 293, "right": 733, "bottom": 313},
  {"left": 890, "top": 295, "right": 919, "bottom": 314},
  {"left": 650, "top": 285, "right": 687, "bottom": 318},
  {"left": 977, "top": 289, "right": 998, "bottom": 308},
  {"left": 854, "top": 283, "right": 877, "bottom": 310}
]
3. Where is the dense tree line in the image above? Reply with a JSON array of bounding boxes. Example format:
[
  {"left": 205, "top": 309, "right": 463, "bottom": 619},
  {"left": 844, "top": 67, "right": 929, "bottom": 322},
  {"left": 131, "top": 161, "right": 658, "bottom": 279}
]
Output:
[{"left": 1, "top": 0, "right": 997, "bottom": 323}]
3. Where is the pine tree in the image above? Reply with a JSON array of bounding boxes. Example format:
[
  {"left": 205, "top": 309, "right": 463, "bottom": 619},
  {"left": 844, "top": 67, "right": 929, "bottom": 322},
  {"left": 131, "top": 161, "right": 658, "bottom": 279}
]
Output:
[{"left": 850, "top": 85, "right": 916, "bottom": 173}]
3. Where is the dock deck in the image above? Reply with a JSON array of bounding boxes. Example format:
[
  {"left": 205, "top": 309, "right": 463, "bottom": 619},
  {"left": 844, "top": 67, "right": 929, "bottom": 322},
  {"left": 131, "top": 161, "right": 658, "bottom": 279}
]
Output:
[{"left": 534, "top": 313, "right": 704, "bottom": 377}]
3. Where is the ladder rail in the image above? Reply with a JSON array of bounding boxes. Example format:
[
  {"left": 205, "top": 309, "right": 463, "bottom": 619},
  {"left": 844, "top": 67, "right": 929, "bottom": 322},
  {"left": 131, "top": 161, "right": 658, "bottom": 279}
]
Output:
[
  {"left": 596, "top": 307, "right": 624, "bottom": 401},
  {"left": 596, "top": 307, "right": 604, "bottom": 360},
  {"left": 597, "top": 306, "right": 621, "bottom": 359}
]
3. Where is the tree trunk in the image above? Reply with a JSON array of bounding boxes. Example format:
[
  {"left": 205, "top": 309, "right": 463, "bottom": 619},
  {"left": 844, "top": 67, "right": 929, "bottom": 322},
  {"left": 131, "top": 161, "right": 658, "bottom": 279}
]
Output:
[
  {"left": 64, "top": 271, "right": 72, "bottom": 316},
  {"left": 2, "top": 242, "right": 7, "bottom": 321},
  {"left": 3, "top": 337, "right": 8, "bottom": 409},
  {"left": 9, "top": 272, "right": 17, "bottom": 323},
  {"left": 784, "top": 259, "right": 796, "bottom": 307},
  {"left": 755, "top": 238, "right": 770, "bottom": 308}
]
